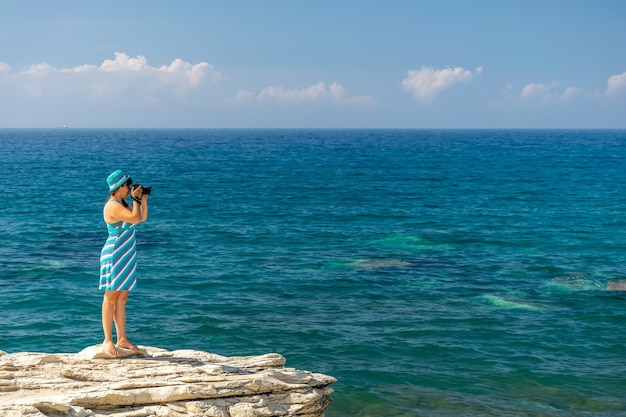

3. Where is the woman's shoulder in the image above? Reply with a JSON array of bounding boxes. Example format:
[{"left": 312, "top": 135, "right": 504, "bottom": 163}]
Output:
[
  {"left": 103, "top": 198, "right": 127, "bottom": 223},
  {"left": 103, "top": 198, "right": 117, "bottom": 212}
]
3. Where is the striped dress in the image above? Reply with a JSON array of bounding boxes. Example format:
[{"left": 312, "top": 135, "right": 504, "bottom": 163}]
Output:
[{"left": 99, "top": 221, "right": 138, "bottom": 291}]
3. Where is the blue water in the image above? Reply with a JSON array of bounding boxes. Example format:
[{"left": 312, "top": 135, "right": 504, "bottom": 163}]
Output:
[{"left": 1, "top": 129, "right": 626, "bottom": 416}]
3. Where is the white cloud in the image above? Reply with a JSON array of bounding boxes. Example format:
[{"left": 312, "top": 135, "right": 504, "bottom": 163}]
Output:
[
  {"left": 606, "top": 71, "right": 626, "bottom": 96},
  {"left": 520, "top": 82, "right": 560, "bottom": 101},
  {"left": 520, "top": 82, "right": 587, "bottom": 103},
  {"left": 159, "top": 58, "right": 211, "bottom": 85},
  {"left": 561, "top": 86, "right": 585, "bottom": 101},
  {"left": 102, "top": 52, "right": 148, "bottom": 71},
  {"left": 22, "top": 63, "right": 56, "bottom": 76},
  {"left": 259, "top": 81, "right": 328, "bottom": 102},
  {"left": 329, "top": 82, "right": 345, "bottom": 99},
  {"left": 2, "top": 52, "right": 219, "bottom": 98},
  {"left": 402, "top": 66, "right": 483, "bottom": 103},
  {"left": 238, "top": 81, "right": 376, "bottom": 106}
]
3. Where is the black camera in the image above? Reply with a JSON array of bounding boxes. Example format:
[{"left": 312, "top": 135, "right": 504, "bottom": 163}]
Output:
[{"left": 132, "top": 184, "right": 152, "bottom": 195}]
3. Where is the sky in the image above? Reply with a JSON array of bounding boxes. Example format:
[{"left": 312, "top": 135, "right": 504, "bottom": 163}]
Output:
[{"left": 0, "top": 1, "right": 625, "bottom": 128}]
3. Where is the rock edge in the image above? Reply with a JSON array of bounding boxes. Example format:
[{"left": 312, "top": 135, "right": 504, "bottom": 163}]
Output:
[{"left": 0, "top": 345, "right": 336, "bottom": 417}]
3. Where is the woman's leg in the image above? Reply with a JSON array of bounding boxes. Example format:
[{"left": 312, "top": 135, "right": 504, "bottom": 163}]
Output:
[
  {"left": 102, "top": 291, "right": 120, "bottom": 356},
  {"left": 114, "top": 290, "right": 140, "bottom": 352}
]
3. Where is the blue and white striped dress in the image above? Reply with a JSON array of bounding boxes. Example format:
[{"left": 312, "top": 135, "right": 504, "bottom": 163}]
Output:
[{"left": 99, "top": 221, "right": 138, "bottom": 291}]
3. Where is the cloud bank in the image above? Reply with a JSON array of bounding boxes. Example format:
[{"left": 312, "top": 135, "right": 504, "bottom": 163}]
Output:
[
  {"left": 402, "top": 66, "right": 483, "bottom": 103},
  {"left": 516, "top": 70, "right": 626, "bottom": 104},
  {"left": 520, "top": 82, "right": 562, "bottom": 102},
  {"left": 0, "top": 52, "right": 624, "bottom": 127},
  {"left": 0, "top": 52, "right": 218, "bottom": 99},
  {"left": 519, "top": 81, "right": 592, "bottom": 103},
  {"left": 259, "top": 82, "right": 339, "bottom": 102},
  {"left": 235, "top": 82, "right": 376, "bottom": 106}
]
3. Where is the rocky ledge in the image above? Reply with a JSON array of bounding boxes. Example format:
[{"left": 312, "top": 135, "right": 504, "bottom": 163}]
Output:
[{"left": 0, "top": 345, "right": 336, "bottom": 417}]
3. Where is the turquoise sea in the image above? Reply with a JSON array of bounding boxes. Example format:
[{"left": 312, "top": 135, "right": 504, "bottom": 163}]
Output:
[{"left": 1, "top": 129, "right": 626, "bottom": 416}]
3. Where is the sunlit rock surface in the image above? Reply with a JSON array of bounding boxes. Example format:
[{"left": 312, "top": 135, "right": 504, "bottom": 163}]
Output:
[{"left": 0, "top": 345, "right": 336, "bottom": 417}]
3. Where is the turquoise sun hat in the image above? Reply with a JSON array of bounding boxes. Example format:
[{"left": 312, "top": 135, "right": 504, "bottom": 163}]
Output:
[{"left": 107, "top": 170, "right": 131, "bottom": 192}]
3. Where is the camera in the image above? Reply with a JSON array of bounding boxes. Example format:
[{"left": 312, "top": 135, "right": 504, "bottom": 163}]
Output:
[{"left": 132, "top": 184, "right": 152, "bottom": 195}]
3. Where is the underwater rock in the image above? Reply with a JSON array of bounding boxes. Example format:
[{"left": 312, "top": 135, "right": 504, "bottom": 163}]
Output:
[
  {"left": 607, "top": 279, "right": 626, "bottom": 291},
  {"left": 352, "top": 259, "right": 411, "bottom": 269}
]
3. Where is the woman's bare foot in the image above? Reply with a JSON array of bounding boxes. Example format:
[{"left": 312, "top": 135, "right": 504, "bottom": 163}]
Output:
[
  {"left": 103, "top": 340, "right": 119, "bottom": 357},
  {"left": 116, "top": 339, "right": 141, "bottom": 353}
]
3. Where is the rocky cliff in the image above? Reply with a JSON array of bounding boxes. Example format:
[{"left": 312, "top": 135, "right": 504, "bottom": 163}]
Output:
[{"left": 0, "top": 345, "right": 336, "bottom": 417}]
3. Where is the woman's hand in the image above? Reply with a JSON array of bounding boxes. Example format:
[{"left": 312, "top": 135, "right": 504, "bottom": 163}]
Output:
[{"left": 131, "top": 185, "right": 144, "bottom": 199}]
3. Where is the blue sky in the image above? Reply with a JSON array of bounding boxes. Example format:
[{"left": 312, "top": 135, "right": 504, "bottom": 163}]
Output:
[{"left": 1, "top": 1, "right": 625, "bottom": 128}]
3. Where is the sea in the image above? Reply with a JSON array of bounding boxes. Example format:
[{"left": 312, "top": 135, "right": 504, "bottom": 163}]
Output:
[{"left": 1, "top": 128, "right": 626, "bottom": 417}]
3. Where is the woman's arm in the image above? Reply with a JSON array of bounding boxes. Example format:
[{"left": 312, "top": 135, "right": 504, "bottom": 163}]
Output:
[
  {"left": 105, "top": 199, "right": 142, "bottom": 224},
  {"left": 139, "top": 194, "right": 149, "bottom": 222}
]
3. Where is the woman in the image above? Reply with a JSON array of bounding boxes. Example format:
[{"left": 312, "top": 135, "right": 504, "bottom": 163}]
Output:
[{"left": 99, "top": 170, "right": 149, "bottom": 357}]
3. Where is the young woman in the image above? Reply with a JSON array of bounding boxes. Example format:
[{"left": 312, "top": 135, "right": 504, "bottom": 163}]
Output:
[{"left": 99, "top": 170, "right": 149, "bottom": 357}]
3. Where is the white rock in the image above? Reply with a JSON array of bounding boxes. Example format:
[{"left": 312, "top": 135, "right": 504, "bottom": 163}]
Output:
[{"left": 0, "top": 346, "right": 336, "bottom": 417}]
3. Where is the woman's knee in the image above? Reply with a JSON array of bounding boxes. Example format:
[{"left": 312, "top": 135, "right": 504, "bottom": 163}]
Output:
[
  {"left": 116, "top": 291, "right": 129, "bottom": 304},
  {"left": 103, "top": 291, "right": 121, "bottom": 305}
]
